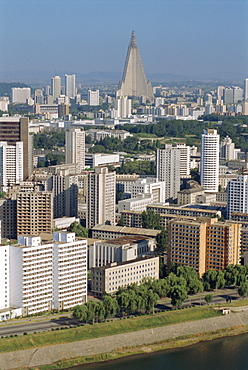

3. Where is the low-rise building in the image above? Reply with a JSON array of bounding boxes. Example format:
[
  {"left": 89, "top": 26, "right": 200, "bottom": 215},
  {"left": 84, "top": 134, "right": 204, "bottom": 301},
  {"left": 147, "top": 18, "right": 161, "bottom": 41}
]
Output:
[
  {"left": 89, "top": 235, "right": 155, "bottom": 268},
  {"left": 91, "top": 224, "right": 160, "bottom": 240},
  {"left": 91, "top": 256, "right": 159, "bottom": 297},
  {"left": 147, "top": 204, "right": 221, "bottom": 218},
  {"left": 118, "top": 194, "right": 153, "bottom": 213}
]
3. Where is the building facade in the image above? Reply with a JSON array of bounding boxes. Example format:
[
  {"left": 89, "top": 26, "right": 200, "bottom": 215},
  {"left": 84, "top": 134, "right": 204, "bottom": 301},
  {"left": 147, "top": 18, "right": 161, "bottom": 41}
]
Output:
[
  {"left": 65, "top": 128, "right": 85, "bottom": 173},
  {"left": 51, "top": 76, "right": 61, "bottom": 102},
  {"left": 0, "top": 232, "right": 87, "bottom": 317},
  {"left": 89, "top": 235, "right": 155, "bottom": 268},
  {"left": 156, "top": 145, "right": 181, "bottom": 202},
  {"left": 87, "top": 167, "right": 116, "bottom": 229},
  {"left": 200, "top": 129, "right": 219, "bottom": 193},
  {"left": 0, "top": 117, "right": 33, "bottom": 180},
  {"left": 0, "top": 141, "right": 23, "bottom": 192},
  {"left": 65, "top": 74, "right": 76, "bottom": 99},
  {"left": 16, "top": 190, "right": 53, "bottom": 236},
  {"left": 91, "top": 256, "right": 159, "bottom": 297},
  {"left": 87, "top": 90, "right": 99, "bottom": 106},
  {"left": 227, "top": 175, "right": 248, "bottom": 219},
  {"left": 168, "top": 217, "right": 240, "bottom": 276}
]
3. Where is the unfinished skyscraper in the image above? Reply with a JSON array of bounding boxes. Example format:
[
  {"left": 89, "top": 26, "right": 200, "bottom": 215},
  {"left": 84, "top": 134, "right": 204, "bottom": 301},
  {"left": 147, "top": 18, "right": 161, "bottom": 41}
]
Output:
[{"left": 117, "top": 31, "right": 153, "bottom": 101}]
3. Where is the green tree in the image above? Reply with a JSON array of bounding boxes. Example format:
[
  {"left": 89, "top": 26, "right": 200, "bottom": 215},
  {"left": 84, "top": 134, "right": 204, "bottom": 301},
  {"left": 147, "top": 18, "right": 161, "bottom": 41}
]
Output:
[
  {"left": 168, "top": 285, "right": 188, "bottom": 308},
  {"left": 156, "top": 229, "right": 167, "bottom": 254},
  {"left": 224, "top": 265, "right": 238, "bottom": 287},
  {"left": 141, "top": 210, "right": 161, "bottom": 229},
  {"left": 102, "top": 295, "right": 118, "bottom": 320},
  {"left": 144, "top": 289, "right": 159, "bottom": 314},
  {"left": 238, "top": 282, "right": 248, "bottom": 298},
  {"left": 216, "top": 271, "right": 226, "bottom": 289},
  {"left": 73, "top": 304, "right": 88, "bottom": 323},
  {"left": 204, "top": 293, "right": 213, "bottom": 305},
  {"left": 69, "top": 221, "right": 88, "bottom": 238},
  {"left": 117, "top": 291, "right": 130, "bottom": 316},
  {"left": 202, "top": 270, "right": 218, "bottom": 290}
]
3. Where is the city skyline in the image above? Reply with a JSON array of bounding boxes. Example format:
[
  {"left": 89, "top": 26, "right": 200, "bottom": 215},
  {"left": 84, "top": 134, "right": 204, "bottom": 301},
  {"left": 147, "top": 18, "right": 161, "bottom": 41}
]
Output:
[{"left": 0, "top": 0, "right": 248, "bottom": 83}]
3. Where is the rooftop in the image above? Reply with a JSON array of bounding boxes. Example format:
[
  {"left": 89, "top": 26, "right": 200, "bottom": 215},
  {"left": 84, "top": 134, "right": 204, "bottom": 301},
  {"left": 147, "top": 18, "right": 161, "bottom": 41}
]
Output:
[
  {"left": 92, "top": 256, "right": 159, "bottom": 270},
  {"left": 92, "top": 224, "right": 160, "bottom": 237}
]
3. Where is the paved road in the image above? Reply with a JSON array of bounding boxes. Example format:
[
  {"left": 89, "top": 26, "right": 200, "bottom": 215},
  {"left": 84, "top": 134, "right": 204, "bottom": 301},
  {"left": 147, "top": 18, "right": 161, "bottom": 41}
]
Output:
[
  {"left": 0, "top": 289, "right": 240, "bottom": 336},
  {"left": 0, "top": 317, "right": 79, "bottom": 336}
]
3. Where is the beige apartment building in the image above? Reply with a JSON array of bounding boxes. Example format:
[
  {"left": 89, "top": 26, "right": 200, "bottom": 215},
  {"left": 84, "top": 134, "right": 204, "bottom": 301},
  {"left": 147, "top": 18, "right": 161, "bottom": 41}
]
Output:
[
  {"left": 168, "top": 217, "right": 241, "bottom": 276},
  {"left": 91, "top": 256, "right": 159, "bottom": 297},
  {"left": 17, "top": 190, "right": 53, "bottom": 236}
]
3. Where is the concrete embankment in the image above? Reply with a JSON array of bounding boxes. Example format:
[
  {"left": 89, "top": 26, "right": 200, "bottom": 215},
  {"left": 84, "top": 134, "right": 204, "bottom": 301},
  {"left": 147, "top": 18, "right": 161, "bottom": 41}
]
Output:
[{"left": 1, "top": 311, "right": 248, "bottom": 370}]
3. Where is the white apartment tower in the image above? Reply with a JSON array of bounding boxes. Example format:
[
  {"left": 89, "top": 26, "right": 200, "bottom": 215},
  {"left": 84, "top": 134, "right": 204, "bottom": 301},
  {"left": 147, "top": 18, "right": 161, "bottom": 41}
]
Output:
[
  {"left": 113, "top": 96, "right": 132, "bottom": 118},
  {"left": 11, "top": 87, "right": 31, "bottom": 103},
  {"left": 88, "top": 90, "right": 99, "bottom": 106},
  {"left": 200, "top": 128, "right": 220, "bottom": 193},
  {"left": 0, "top": 141, "right": 23, "bottom": 192},
  {"left": 51, "top": 75, "right": 61, "bottom": 102},
  {"left": 220, "top": 136, "right": 240, "bottom": 160},
  {"left": 66, "top": 128, "right": 85, "bottom": 172},
  {"left": 0, "top": 233, "right": 87, "bottom": 317},
  {"left": 227, "top": 175, "right": 248, "bottom": 219},
  {"left": 174, "top": 144, "right": 191, "bottom": 177},
  {"left": 156, "top": 145, "right": 181, "bottom": 202},
  {"left": 244, "top": 78, "right": 248, "bottom": 101},
  {"left": 87, "top": 167, "right": 116, "bottom": 228},
  {"left": 65, "top": 74, "right": 76, "bottom": 99}
]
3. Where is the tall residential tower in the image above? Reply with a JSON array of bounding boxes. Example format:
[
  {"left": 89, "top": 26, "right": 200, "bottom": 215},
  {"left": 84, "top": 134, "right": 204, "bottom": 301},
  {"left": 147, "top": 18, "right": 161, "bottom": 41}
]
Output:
[{"left": 200, "top": 129, "right": 219, "bottom": 193}]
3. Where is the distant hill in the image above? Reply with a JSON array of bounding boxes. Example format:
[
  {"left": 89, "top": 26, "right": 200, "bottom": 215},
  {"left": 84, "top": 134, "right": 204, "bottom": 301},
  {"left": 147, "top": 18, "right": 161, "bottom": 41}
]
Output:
[{"left": 0, "top": 82, "right": 29, "bottom": 98}]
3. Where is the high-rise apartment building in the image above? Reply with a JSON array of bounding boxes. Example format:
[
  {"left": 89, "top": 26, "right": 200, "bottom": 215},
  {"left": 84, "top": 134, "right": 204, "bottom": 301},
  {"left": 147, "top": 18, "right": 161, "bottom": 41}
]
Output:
[
  {"left": 0, "top": 232, "right": 87, "bottom": 317},
  {"left": 174, "top": 144, "right": 191, "bottom": 177},
  {"left": 200, "top": 129, "right": 219, "bottom": 193},
  {"left": 0, "top": 116, "right": 33, "bottom": 180},
  {"left": 51, "top": 75, "right": 61, "bottom": 102},
  {"left": 112, "top": 96, "right": 132, "bottom": 118},
  {"left": 220, "top": 135, "right": 240, "bottom": 160},
  {"left": 65, "top": 128, "right": 85, "bottom": 172},
  {"left": 87, "top": 167, "right": 116, "bottom": 228},
  {"left": 34, "top": 89, "right": 44, "bottom": 104},
  {"left": 65, "top": 74, "right": 76, "bottom": 99},
  {"left": 0, "top": 197, "right": 17, "bottom": 239},
  {"left": 16, "top": 190, "right": 53, "bottom": 236},
  {"left": 156, "top": 145, "right": 181, "bottom": 202},
  {"left": 87, "top": 90, "right": 99, "bottom": 106},
  {"left": 0, "top": 141, "right": 23, "bottom": 192},
  {"left": 227, "top": 175, "right": 248, "bottom": 219},
  {"left": 117, "top": 31, "right": 153, "bottom": 101},
  {"left": 51, "top": 172, "right": 78, "bottom": 219},
  {"left": 52, "top": 232, "right": 87, "bottom": 310},
  {"left": 168, "top": 217, "right": 241, "bottom": 276},
  {"left": 58, "top": 103, "right": 69, "bottom": 118},
  {"left": 244, "top": 78, "right": 248, "bottom": 101},
  {"left": 223, "top": 87, "right": 243, "bottom": 104},
  {"left": 11, "top": 87, "right": 31, "bottom": 103}
]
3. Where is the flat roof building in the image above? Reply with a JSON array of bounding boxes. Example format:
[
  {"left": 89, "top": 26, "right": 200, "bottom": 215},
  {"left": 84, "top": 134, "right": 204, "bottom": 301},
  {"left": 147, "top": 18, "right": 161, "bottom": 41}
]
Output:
[{"left": 91, "top": 256, "right": 159, "bottom": 297}]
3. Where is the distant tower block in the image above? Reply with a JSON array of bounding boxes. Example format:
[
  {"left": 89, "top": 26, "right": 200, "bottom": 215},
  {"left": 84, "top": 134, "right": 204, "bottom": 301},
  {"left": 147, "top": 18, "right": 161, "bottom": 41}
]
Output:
[{"left": 117, "top": 31, "right": 154, "bottom": 101}]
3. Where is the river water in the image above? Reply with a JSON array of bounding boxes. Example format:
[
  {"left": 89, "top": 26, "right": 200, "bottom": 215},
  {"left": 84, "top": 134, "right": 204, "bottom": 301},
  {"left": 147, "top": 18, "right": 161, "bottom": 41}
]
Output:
[{"left": 65, "top": 332, "right": 248, "bottom": 370}]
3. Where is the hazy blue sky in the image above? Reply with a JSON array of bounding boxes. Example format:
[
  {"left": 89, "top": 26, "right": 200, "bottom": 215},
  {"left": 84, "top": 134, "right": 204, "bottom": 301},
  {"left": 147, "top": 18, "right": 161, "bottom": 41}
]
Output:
[{"left": 0, "top": 0, "right": 248, "bottom": 81}]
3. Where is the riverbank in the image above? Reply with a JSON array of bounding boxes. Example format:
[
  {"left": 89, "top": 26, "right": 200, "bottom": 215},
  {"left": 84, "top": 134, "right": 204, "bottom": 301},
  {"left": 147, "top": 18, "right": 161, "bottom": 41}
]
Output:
[
  {"left": 30, "top": 325, "right": 248, "bottom": 370},
  {"left": 0, "top": 309, "right": 248, "bottom": 370}
]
